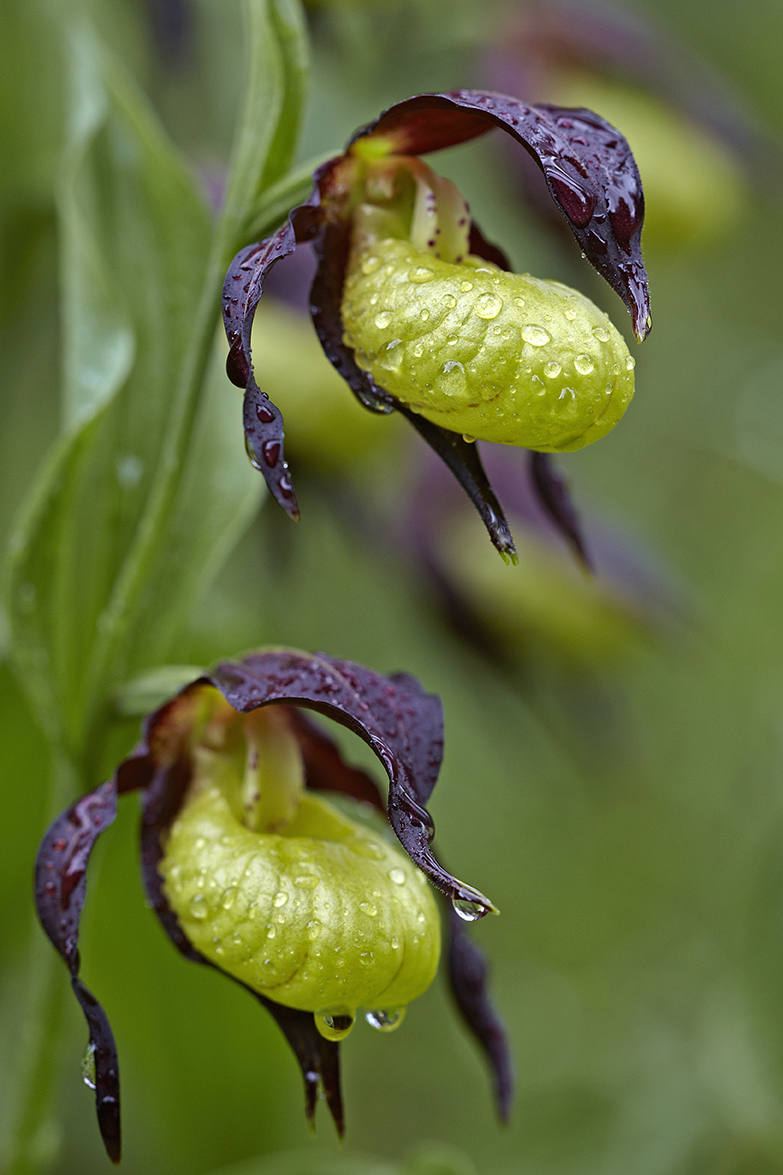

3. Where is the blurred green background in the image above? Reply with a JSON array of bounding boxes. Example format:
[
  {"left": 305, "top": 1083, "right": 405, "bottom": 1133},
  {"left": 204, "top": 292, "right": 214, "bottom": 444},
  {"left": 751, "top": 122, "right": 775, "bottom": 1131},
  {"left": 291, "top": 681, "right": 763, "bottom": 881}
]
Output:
[{"left": 4, "top": 0, "right": 783, "bottom": 1173}]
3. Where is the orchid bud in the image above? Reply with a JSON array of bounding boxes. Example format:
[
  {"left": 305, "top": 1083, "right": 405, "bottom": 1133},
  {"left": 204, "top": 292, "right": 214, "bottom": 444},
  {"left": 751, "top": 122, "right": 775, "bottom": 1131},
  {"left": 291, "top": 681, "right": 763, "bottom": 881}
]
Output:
[{"left": 159, "top": 703, "right": 440, "bottom": 1040}]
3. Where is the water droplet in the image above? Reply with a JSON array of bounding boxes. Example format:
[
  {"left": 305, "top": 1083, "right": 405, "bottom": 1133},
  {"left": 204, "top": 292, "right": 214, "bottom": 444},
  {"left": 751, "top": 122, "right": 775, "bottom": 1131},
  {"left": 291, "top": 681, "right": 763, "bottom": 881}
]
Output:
[
  {"left": 564, "top": 308, "right": 577, "bottom": 321},
  {"left": 475, "top": 292, "right": 503, "bottom": 320},
  {"left": 314, "top": 1009, "right": 355, "bottom": 1041},
  {"left": 365, "top": 1007, "right": 406, "bottom": 1033},
  {"left": 441, "top": 293, "right": 457, "bottom": 309},
  {"left": 625, "top": 355, "right": 636, "bottom": 371},
  {"left": 453, "top": 897, "right": 486, "bottom": 921},
  {"left": 412, "top": 342, "right": 424, "bottom": 358},
  {"left": 522, "top": 325, "right": 551, "bottom": 347},
  {"left": 436, "top": 360, "right": 467, "bottom": 399},
  {"left": 377, "top": 339, "right": 403, "bottom": 371},
  {"left": 592, "top": 326, "right": 610, "bottom": 343},
  {"left": 266, "top": 924, "right": 276, "bottom": 939},
  {"left": 460, "top": 281, "right": 473, "bottom": 293},
  {"left": 193, "top": 837, "right": 206, "bottom": 851},
  {"left": 221, "top": 886, "right": 238, "bottom": 910},
  {"left": 361, "top": 255, "right": 381, "bottom": 275},
  {"left": 462, "top": 434, "right": 476, "bottom": 443},
  {"left": 188, "top": 893, "right": 209, "bottom": 919},
  {"left": 409, "top": 266, "right": 435, "bottom": 284},
  {"left": 374, "top": 311, "right": 393, "bottom": 330},
  {"left": 513, "top": 298, "right": 526, "bottom": 310},
  {"left": 294, "top": 874, "right": 319, "bottom": 890},
  {"left": 544, "top": 362, "right": 562, "bottom": 379},
  {"left": 306, "top": 919, "right": 321, "bottom": 940},
  {"left": 359, "top": 902, "right": 377, "bottom": 917},
  {"left": 390, "top": 936, "right": 401, "bottom": 950},
  {"left": 389, "top": 868, "right": 406, "bottom": 885},
  {"left": 574, "top": 354, "right": 594, "bottom": 375},
  {"left": 81, "top": 1042, "right": 96, "bottom": 1090},
  {"left": 273, "top": 891, "right": 288, "bottom": 908},
  {"left": 446, "top": 335, "right": 459, "bottom": 345},
  {"left": 359, "top": 951, "right": 374, "bottom": 965},
  {"left": 419, "top": 308, "right": 430, "bottom": 321}
]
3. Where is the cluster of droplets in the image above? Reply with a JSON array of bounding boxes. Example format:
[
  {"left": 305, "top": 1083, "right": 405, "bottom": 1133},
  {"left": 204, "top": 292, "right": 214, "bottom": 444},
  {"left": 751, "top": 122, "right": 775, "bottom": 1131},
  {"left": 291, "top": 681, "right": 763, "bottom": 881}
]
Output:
[{"left": 342, "top": 238, "right": 636, "bottom": 453}]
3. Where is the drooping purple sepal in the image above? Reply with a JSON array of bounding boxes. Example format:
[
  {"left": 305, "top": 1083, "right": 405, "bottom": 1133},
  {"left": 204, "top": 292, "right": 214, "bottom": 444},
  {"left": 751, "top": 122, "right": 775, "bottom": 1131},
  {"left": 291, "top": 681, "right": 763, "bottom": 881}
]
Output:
[
  {"left": 222, "top": 161, "right": 339, "bottom": 516},
  {"left": 528, "top": 451, "right": 591, "bottom": 569},
  {"left": 207, "top": 650, "right": 494, "bottom": 914},
  {"left": 447, "top": 908, "right": 514, "bottom": 1122},
  {"left": 34, "top": 781, "right": 122, "bottom": 1165},
  {"left": 350, "top": 89, "right": 651, "bottom": 340}
]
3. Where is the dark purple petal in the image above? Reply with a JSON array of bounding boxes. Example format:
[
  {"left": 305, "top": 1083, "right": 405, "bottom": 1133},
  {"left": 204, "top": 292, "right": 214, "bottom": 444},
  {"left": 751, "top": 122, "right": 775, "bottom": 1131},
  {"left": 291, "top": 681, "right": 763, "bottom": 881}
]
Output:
[
  {"left": 207, "top": 650, "right": 494, "bottom": 915},
  {"left": 396, "top": 406, "right": 517, "bottom": 563},
  {"left": 447, "top": 907, "right": 514, "bottom": 1122},
  {"left": 350, "top": 90, "right": 651, "bottom": 340},
  {"left": 34, "top": 781, "right": 122, "bottom": 1164},
  {"left": 528, "top": 451, "right": 591, "bottom": 569},
  {"left": 222, "top": 159, "right": 339, "bottom": 517},
  {"left": 259, "top": 999, "right": 343, "bottom": 1135}
]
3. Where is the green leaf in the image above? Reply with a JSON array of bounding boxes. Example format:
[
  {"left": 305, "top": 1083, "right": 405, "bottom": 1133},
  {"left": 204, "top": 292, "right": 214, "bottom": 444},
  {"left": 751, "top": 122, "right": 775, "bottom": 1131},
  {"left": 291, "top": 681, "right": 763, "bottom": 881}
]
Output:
[
  {"left": 6, "top": 24, "right": 260, "bottom": 751},
  {"left": 222, "top": 0, "right": 310, "bottom": 256}
]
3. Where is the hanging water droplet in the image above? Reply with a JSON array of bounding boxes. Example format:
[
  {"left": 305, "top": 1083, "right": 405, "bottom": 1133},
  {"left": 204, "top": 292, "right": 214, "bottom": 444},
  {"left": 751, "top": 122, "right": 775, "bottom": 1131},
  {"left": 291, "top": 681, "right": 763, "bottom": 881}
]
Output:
[
  {"left": 409, "top": 266, "right": 435, "bottom": 284},
  {"left": 81, "top": 1042, "right": 96, "bottom": 1090},
  {"left": 462, "top": 434, "right": 476, "bottom": 443},
  {"left": 188, "top": 893, "right": 209, "bottom": 919},
  {"left": 521, "top": 325, "right": 551, "bottom": 347},
  {"left": 389, "top": 868, "right": 406, "bottom": 885},
  {"left": 592, "top": 325, "right": 610, "bottom": 342},
  {"left": 314, "top": 1008, "right": 356, "bottom": 1041},
  {"left": 475, "top": 292, "right": 503, "bottom": 320},
  {"left": 544, "top": 362, "right": 562, "bottom": 379},
  {"left": 365, "top": 1006, "right": 406, "bottom": 1033},
  {"left": 574, "top": 354, "right": 595, "bottom": 375},
  {"left": 452, "top": 897, "right": 486, "bottom": 921},
  {"left": 374, "top": 311, "right": 393, "bottom": 330}
]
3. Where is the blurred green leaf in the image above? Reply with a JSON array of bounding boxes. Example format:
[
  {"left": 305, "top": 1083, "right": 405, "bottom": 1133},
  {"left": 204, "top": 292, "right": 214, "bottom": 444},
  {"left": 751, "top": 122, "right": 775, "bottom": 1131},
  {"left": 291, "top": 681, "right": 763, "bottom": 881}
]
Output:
[{"left": 6, "top": 22, "right": 260, "bottom": 752}]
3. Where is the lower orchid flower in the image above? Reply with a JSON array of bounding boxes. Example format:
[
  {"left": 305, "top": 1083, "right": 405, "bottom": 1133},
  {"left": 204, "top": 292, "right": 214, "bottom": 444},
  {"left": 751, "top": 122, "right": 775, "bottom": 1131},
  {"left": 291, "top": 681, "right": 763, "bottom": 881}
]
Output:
[
  {"left": 35, "top": 650, "right": 510, "bottom": 1164},
  {"left": 223, "top": 89, "right": 651, "bottom": 563}
]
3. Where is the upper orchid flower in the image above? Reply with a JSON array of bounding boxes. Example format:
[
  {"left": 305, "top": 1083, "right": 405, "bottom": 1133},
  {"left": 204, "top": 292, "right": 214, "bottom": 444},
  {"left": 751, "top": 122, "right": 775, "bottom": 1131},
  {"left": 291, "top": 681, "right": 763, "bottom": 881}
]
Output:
[
  {"left": 223, "top": 90, "right": 651, "bottom": 562},
  {"left": 35, "top": 650, "right": 510, "bottom": 1164}
]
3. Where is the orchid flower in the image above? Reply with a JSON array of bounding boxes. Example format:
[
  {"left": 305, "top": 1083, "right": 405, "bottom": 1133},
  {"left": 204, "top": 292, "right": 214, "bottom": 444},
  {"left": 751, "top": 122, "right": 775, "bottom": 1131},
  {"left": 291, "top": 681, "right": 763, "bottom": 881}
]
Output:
[
  {"left": 35, "top": 650, "right": 510, "bottom": 1164},
  {"left": 223, "top": 89, "right": 651, "bottom": 563}
]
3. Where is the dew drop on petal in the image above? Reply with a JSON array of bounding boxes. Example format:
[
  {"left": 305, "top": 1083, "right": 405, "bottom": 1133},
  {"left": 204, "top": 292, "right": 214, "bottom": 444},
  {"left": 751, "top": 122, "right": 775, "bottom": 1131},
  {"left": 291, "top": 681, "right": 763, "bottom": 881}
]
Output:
[
  {"left": 522, "top": 325, "right": 551, "bottom": 347},
  {"left": 626, "top": 355, "right": 636, "bottom": 371},
  {"left": 359, "top": 902, "right": 377, "bottom": 917},
  {"left": 475, "top": 292, "right": 503, "bottom": 320},
  {"left": 389, "top": 868, "right": 406, "bottom": 886},
  {"left": 592, "top": 325, "right": 610, "bottom": 343},
  {"left": 574, "top": 354, "right": 595, "bottom": 375},
  {"left": 544, "top": 362, "right": 562, "bottom": 379},
  {"left": 460, "top": 281, "right": 474, "bottom": 293},
  {"left": 409, "top": 266, "right": 435, "bottom": 284},
  {"left": 188, "top": 893, "right": 209, "bottom": 919},
  {"left": 374, "top": 311, "right": 393, "bottom": 329},
  {"left": 365, "top": 1006, "right": 406, "bottom": 1033}
]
